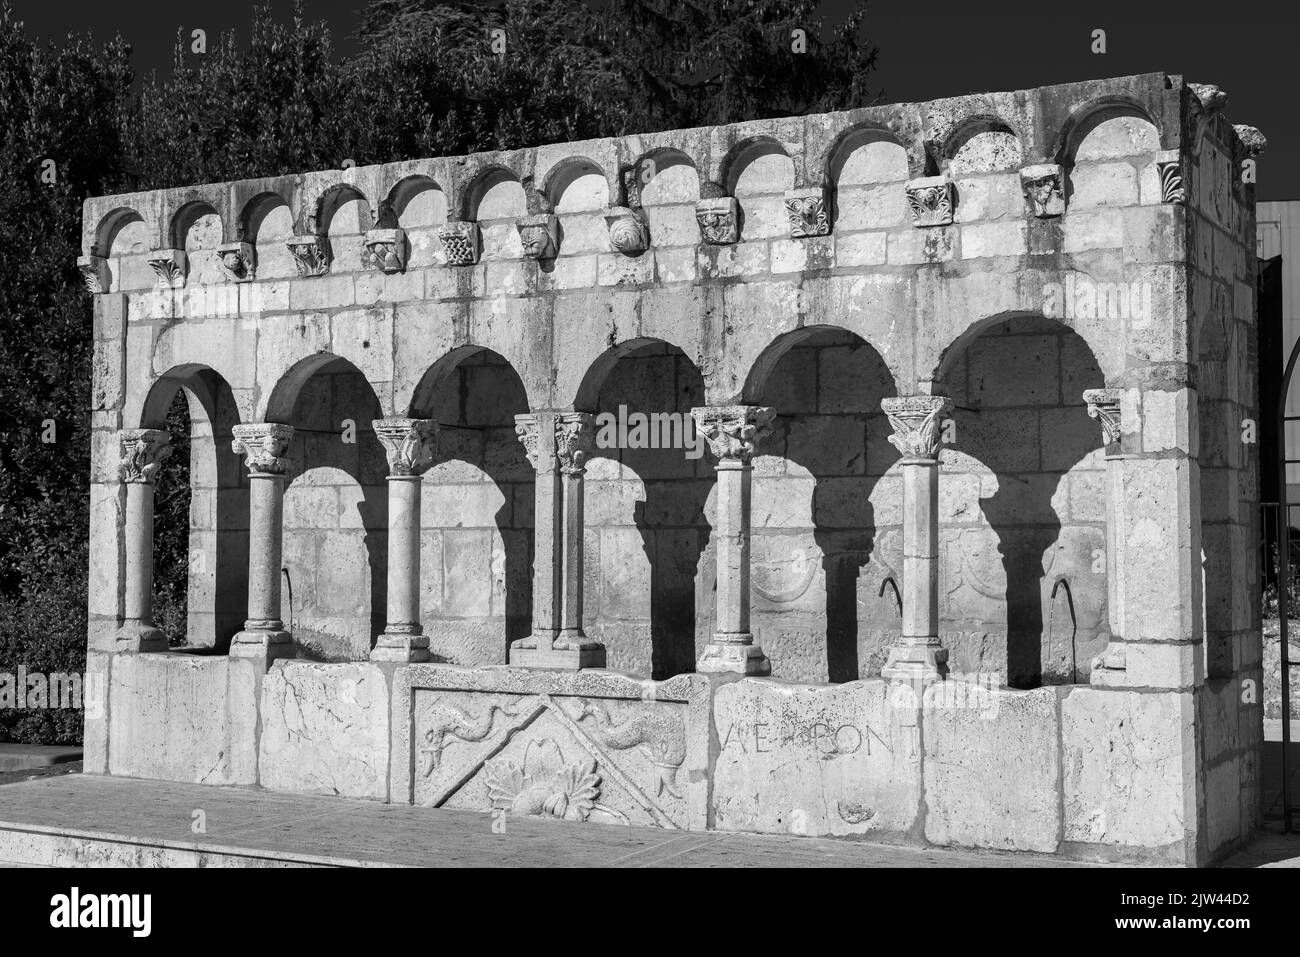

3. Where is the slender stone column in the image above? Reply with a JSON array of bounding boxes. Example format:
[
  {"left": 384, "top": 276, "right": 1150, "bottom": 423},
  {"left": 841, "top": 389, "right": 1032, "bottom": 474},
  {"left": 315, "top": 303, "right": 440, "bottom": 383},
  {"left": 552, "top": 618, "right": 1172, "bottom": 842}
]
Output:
[
  {"left": 555, "top": 413, "right": 599, "bottom": 653},
  {"left": 371, "top": 418, "right": 438, "bottom": 662},
  {"left": 511, "top": 412, "right": 605, "bottom": 669},
  {"left": 691, "top": 405, "right": 776, "bottom": 675},
  {"left": 116, "top": 429, "right": 172, "bottom": 652},
  {"left": 880, "top": 395, "right": 953, "bottom": 682},
  {"left": 1084, "top": 388, "right": 1129, "bottom": 681},
  {"left": 229, "top": 423, "right": 295, "bottom": 665}
]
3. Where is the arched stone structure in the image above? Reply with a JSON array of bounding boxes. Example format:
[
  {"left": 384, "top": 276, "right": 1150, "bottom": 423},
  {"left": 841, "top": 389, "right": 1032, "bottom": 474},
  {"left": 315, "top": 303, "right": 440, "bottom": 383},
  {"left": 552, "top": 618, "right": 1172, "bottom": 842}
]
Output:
[{"left": 80, "top": 72, "right": 1264, "bottom": 865}]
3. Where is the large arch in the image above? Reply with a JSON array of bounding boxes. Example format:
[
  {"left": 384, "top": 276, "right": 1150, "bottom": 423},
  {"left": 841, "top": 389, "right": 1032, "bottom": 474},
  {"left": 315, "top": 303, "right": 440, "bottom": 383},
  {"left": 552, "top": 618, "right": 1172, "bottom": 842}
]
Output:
[
  {"left": 408, "top": 347, "right": 534, "bottom": 663},
  {"left": 573, "top": 337, "right": 711, "bottom": 679},
  {"left": 933, "top": 313, "right": 1109, "bottom": 687},
  {"left": 267, "top": 354, "right": 387, "bottom": 661},
  {"left": 742, "top": 326, "right": 900, "bottom": 682},
  {"left": 139, "top": 365, "right": 247, "bottom": 651}
]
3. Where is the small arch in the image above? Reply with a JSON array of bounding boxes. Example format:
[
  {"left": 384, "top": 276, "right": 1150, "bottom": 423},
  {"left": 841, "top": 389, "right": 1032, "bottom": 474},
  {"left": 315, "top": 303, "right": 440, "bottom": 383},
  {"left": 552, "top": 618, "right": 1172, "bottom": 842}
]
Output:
[
  {"left": 722, "top": 137, "right": 795, "bottom": 197},
  {"left": 464, "top": 165, "right": 526, "bottom": 221},
  {"left": 242, "top": 192, "right": 294, "bottom": 280},
  {"left": 573, "top": 336, "right": 699, "bottom": 412},
  {"left": 312, "top": 183, "right": 372, "bottom": 237},
  {"left": 543, "top": 157, "right": 611, "bottom": 213},
  {"left": 828, "top": 125, "right": 910, "bottom": 187},
  {"left": 634, "top": 149, "right": 702, "bottom": 206},
  {"left": 1054, "top": 98, "right": 1164, "bottom": 165},
  {"left": 92, "top": 207, "right": 150, "bottom": 258},
  {"left": 170, "top": 201, "right": 224, "bottom": 251},
  {"left": 385, "top": 174, "right": 447, "bottom": 228},
  {"left": 941, "top": 119, "right": 1023, "bottom": 176}
]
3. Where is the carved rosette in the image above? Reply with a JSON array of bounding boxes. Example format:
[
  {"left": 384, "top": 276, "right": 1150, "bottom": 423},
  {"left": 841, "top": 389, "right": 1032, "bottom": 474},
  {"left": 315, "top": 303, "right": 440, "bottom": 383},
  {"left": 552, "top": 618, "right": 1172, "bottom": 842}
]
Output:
[
  {"left": 118, "top": 429, "right": 172, "bottom": 484},
  {"left": 147, "top": 249, "right": 187, "bottom": 290},
  {"left": 218, "top": 242, "right": 256, "bottom": 282},
  {"left": 881, "top": 396, "right": 952, "bottom": 461},
  {"left": 517, "top": 213, "right": 558, "bottom": 260},
  {"left": 438, "top": 221, "right": 480, "bottom": 266},
  {"left": 373, "top": 418, "right": 437, "bottom": 476},
  {"left": 695, "top": 196, "right": 739, "bottom": 245},
  {"left": 286, "top": 236, "right": 330, "bottom": 277},
  {"left": 1019, "top": 163, "right": 1065, "bottom": 218},
  {"left": 783, "top": 188, "right": 830, "bottom": 239},
  {"left": 605, "top": 206, "right": 650, "bottom": 255},
  {"left": 231, "top": 423, "right": 295, "bottom": 476},
  {"left": 77, "top": 255, "right": 110, "bottom": 294},
  {"left": 689, "top": 405, "right": 776, "bottom": 464},
  {"left": 555, "top": 413, "right": 596, "bottom": 475},
  {"left": 1153, "top": 150, "right": 1184, "bottom": 204},
  {"left": 364, "top": 228, "right": 408, "bottom": 274},
  {"left": 1083, "top": 388, "right": 1124, "bottom": 448},
  {"left": 905, "top": 177, "right": 954, "bottom": 227}
]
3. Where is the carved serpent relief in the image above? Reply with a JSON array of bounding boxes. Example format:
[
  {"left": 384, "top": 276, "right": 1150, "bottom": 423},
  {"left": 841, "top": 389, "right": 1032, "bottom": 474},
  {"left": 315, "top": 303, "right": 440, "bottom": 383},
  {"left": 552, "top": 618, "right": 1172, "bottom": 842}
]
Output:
[
  {"left": 412, "top": 691, "right": 692, "bottom": 827},
  {"left": 572, "top": 700, "right": 686, "bottom": 798}
]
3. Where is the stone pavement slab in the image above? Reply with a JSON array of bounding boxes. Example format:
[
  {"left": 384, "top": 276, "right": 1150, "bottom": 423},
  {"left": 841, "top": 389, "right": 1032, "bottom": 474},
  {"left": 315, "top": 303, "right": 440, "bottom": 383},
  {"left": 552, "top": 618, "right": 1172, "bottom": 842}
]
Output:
[{"left": 0, "top": 774, "right": 1106, "bottom": 868}]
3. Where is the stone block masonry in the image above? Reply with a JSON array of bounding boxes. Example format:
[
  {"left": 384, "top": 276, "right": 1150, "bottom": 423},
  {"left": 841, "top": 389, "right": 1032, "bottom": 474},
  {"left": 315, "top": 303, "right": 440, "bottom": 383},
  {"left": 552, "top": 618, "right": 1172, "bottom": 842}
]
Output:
[{"left": 79, "top": 73, "right": 1264, "bottom": 865}]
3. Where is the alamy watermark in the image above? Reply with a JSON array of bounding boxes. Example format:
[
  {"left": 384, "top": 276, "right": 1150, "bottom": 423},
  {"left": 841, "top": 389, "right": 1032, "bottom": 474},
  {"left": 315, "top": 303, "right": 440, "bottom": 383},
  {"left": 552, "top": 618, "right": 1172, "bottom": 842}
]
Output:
[
  {"left": 0, "top": 667, "right": 105, "bottom": 719},
  {"left": 593, "top": 404, "right": 707, "bottom": 459},
  {"left": 1043, "top": 274, "right": 1153, "bottom": 327}
]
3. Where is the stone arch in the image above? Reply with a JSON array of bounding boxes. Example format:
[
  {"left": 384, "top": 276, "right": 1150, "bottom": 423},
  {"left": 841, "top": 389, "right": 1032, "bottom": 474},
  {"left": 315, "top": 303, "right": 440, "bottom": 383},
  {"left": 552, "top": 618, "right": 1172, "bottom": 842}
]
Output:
[
  {"left": 573, "top": 337, "right": 711, "bottom": 679},
  {"left": 932, "top": 313, "right": 1109, "bottom": 688},
  {"left": 463, "top": 166, "right": 526, "bottom": 260},
  {"left": 408, "top": 347, "right": 534, "bottom": 663},
  {"left": 1054, "top": 98, "right": 1166, "bottom": 164},
  {"left": 740, "top": 326, "right": 901, "bottom": 682},
  {"left": 265, "top": 353, "right": 388, "bottom": 661},
  {"left": 722, "top": 137, "right": 796, "bottom": 241},
  {"left": 140, "top": 365, "right": 248, "bottom": 651},
  {"left": 634, "top": 149, "right": 702, "bottom": 250},
  {"left": 92, "top": 206, "right": 151, "bottom": 258},
  {"left": 543, "top": 157, "right": 612, "bottom": 213},
  {"left": 939, "top": 119, "right": 1024, "bottom": 176},
  {"left": 240, "top": 191, "right": 294, "bottom": 281},
  {"left": 91, "top": 206, "right": 153, "bottom": 292},
  {"left": 171, "top": 201, "right": 225, "bottom": 285},
  {"left": 826, "top": 126, "right": 912, "bottom": 232},
  {"left": 1058, "top": 102, "right": 1164, "bottom": 209},
  {"left": 384, "top": 174, "right": 447, "bottom": 269}
]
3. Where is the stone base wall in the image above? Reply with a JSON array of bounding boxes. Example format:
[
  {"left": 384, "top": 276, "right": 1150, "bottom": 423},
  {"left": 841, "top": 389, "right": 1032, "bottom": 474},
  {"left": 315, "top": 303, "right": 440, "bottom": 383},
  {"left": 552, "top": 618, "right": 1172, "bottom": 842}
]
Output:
[{"left": 86, "top": 654, "right": 1244, "bottom": 865}]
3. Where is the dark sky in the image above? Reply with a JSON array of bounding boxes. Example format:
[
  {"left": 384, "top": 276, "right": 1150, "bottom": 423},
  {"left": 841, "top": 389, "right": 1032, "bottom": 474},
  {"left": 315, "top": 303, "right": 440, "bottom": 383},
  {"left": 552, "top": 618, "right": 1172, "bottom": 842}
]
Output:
[{"left": 9, "top": 0, "right": 1291, "bottom": 199}]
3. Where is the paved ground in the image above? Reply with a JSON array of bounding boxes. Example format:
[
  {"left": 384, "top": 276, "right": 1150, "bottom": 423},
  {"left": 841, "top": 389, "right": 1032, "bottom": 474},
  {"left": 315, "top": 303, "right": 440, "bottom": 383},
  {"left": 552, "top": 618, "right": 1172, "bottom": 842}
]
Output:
[
  {"left": 0, "top": 774, "right": 1108, "bottom": 868},
  {"left": 0, "top": 773, "right": 1295, "bottom": 867}
]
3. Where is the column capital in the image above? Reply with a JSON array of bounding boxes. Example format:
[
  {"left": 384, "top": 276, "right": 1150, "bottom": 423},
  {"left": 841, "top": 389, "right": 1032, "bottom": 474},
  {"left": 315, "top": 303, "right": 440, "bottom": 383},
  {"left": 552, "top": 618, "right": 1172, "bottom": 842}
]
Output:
[
  {"left": 555, "top": 412, "right": 596, "bottom": 474},
  {"left": 882, "top": 395, "right": 952, "bottom": 461},
  {"left": 1082, "top": 388, "right": 1124, "bottom": 449},
  {"left": 118, "top": 429, "right": 172, "bottom": 484},
  {"left": 690, "top": 405, "right": 775, "bottom": 463},
  {"left": 514, "top": 413, "right": 547, "bottom": 472},
  {"left": 373, "top": 417, "right": 437, "bottom": 476},
  {"left": 232, "top": 423, "right": 295, "bottom": 476}
]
